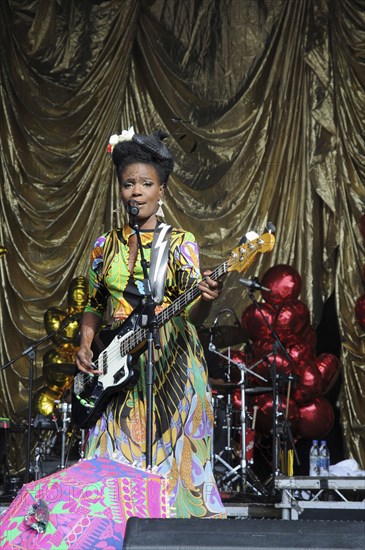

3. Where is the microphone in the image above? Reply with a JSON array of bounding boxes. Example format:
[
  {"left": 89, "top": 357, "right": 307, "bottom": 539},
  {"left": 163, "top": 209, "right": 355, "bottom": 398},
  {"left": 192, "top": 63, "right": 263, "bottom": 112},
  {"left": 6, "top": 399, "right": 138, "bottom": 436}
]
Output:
[
  {"left": 127, "top": 200, "right": 140, "bottom": 217},
  {"left": 239, "top": 277, "right": 271, "bottom": 292}
]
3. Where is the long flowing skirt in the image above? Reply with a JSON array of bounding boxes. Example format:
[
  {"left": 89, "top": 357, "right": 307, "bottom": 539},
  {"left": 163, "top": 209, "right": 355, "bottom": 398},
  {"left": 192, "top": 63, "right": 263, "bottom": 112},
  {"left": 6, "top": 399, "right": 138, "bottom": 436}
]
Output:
[{"left": 85, "top": 317, "right": 226, "bottom": 518}]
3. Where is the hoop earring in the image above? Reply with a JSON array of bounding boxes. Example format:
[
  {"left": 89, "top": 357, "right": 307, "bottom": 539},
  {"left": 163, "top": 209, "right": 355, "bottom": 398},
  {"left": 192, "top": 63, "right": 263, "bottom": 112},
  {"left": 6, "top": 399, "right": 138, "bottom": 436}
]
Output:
[{"left": 156, "top": 199, "right": 165, "bottom": 218}]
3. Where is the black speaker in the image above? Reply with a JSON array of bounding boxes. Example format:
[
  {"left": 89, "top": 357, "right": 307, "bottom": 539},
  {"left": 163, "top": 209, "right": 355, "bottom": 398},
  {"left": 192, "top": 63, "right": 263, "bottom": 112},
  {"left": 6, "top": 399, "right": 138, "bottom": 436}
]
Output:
[{"left": 123, "top": 517, "right": 365, "bottom": 549}]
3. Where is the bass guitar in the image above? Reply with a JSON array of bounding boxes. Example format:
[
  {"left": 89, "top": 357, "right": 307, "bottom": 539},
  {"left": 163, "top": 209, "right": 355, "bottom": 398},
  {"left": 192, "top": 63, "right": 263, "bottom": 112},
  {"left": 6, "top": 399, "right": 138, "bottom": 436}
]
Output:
[{"left": 72, "top": 231, "right": 275, "bottom": 428}]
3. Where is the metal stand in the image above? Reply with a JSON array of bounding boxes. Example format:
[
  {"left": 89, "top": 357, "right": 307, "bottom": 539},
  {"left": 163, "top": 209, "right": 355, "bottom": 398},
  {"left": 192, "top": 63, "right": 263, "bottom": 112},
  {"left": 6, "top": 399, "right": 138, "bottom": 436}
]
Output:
[
  {"left": 79, "top": 429, "right": 86, "bottom": 459},
  {"left": 130, "top": 212, "right": 161, "bottom": 469},
  {"left": 210, "top": 344, "right": 269, "bottom": 496},
  {"left": 0, "top": 313, "right": 79, "bottom": 483},
  {"left": 58, "top": 402, "right": 72, "bottom": 470},
  {"left": 245, "top": 285, "right": 300, "bottom": 488}
]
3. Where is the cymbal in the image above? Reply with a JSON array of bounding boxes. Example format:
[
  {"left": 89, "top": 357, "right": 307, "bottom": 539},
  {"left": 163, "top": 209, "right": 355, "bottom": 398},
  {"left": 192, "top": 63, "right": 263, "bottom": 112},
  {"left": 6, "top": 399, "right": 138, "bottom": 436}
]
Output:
[
  {"left": 198, "top": 325, "right": 248, "bottom": 349},
  {"left": 211, "top": 382, "right": 238, "bottom": 393},
  {"left": 211, "top": 383, "right": 272, "bottom": 394},
  {"left": 245, "top": 387, "right": 273, "bottom": 394}
]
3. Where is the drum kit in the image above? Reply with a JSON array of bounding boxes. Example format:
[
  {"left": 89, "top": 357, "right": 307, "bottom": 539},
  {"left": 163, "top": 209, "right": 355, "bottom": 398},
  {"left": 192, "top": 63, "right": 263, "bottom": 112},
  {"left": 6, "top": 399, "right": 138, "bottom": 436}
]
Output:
[{"left": 198, "top": 309, "right": 296, "bottom": 497}]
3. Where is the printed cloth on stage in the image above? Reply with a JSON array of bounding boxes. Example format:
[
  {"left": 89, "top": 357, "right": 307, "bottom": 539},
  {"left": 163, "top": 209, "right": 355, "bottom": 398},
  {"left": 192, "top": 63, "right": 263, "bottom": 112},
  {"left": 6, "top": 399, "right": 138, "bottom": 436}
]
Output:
[{"left": 0, "top": 457, "right": 170, "bottom": 549}]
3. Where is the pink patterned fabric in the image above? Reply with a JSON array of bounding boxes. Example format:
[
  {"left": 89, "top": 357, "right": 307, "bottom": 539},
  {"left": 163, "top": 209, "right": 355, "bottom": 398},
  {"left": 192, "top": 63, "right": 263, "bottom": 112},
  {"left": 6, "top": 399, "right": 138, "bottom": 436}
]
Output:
[{"left": 0, "top": 457, "right": 169, "bottom": 549}]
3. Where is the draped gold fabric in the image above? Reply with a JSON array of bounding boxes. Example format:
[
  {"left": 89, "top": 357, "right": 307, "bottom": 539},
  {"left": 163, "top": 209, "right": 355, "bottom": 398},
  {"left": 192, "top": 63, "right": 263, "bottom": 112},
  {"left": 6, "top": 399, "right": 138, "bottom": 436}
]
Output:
[{"left": 0, "top": 0, "right": 364, "bottom": 468}]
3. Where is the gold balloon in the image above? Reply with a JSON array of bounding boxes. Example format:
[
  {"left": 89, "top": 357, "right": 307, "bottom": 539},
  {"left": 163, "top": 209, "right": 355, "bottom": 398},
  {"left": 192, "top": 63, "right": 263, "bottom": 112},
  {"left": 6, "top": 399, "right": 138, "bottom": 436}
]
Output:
[
  {"left": 44, "top": 306, "right": 80, "bottom": 346},
  {"left": 34, "top": 386, "right": 63, "bottom": 417},
  {"left": 44, "top": 306, "right": 66, "bottom": 333},
  {"left": 67, "top": 276, "right": 89, "bottom": 312},
  {"left": 42, "top": 349, "right": 75, "bottom": 389}
]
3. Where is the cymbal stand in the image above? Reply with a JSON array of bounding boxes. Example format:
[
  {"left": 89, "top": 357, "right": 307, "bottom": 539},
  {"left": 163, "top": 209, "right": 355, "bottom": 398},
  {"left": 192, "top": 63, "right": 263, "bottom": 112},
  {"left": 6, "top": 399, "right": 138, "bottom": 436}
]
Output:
[
  {"left": 60, "top": 402, "right": 72, "bottom": 470},
  {"left": 209, "top": 344, "right": 238, "bottom": 489},
  {"left": 53, "top": 401, "right": 72, "bottom": 470},
  {"left": 209, "top": 344, "right": 269, "bottom": 496},
  {"left": 79, "top": 429, "right": 86, "bottom": 459},
  {"left": 220, "top": 347, "right": 236, "bottom": 469},
  {"left": 33, "top": 443, "right": 45, "bottom": 481},
  {"left": 245, "top": 286, "right": 300, "bottom": 487}
]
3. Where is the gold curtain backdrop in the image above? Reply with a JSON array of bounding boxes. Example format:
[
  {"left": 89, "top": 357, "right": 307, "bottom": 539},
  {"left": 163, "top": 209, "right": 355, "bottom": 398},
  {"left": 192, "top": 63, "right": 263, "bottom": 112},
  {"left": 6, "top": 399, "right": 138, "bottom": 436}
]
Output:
[{"left": 0, "top": 0, "right": 364, "bottom": 467}]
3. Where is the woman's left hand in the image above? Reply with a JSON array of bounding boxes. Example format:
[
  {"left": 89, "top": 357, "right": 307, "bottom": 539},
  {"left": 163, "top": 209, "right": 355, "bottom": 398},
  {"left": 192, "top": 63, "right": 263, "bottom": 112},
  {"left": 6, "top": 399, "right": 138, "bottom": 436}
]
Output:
[{"left": 199, "top": 270, "right": 223, "bottom": 302}]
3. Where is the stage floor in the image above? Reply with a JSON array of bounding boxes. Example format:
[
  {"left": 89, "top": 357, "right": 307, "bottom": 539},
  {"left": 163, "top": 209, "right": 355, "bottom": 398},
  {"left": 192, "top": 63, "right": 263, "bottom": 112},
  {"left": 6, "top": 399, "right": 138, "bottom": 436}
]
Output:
[{"left": 1, "top": 475, "right": 365, "bottom": 523}]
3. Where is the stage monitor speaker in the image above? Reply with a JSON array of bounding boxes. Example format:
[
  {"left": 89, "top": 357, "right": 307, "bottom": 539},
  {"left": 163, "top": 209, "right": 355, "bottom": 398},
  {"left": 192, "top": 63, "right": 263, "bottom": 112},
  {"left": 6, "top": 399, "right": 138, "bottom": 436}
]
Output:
[{"left": 123, "top": 517, "right": 365, "bottom": 550}]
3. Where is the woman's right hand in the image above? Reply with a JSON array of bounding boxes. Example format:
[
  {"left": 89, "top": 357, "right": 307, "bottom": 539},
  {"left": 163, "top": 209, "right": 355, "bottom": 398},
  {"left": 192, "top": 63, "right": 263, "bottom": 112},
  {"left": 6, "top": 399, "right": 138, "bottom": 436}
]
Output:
[
  {"left": 75, "top": 312, "right": 103, "bottom": 375},
  {"left": 75, "top": 346, "right": 102, "bottom": 375}
]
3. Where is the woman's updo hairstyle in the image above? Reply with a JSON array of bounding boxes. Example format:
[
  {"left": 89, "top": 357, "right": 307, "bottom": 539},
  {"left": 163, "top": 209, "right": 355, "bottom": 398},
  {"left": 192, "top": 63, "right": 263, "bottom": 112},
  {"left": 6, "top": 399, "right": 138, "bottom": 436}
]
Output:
[{"left": 112, "top": 130, "right": 174, "bottom": 186}]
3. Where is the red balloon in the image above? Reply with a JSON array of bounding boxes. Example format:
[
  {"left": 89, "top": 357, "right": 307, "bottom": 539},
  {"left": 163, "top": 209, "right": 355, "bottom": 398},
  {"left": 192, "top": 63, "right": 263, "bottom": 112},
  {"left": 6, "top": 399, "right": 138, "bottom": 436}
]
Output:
[
  {"left": 274, "top": 300, "right": 311, "bottom": 339},
  {"left": 251, "top": 393, "right": 299, "bottom": 433},
  {"left": 297, "top": 397, "right": 334, "bottom": 439},
  {"left": 260, "top": 264, "right": 302, "bottom": 304},
  {"left": 315, "top": 353, "right": 340, "bottom": 394},
  {"left": 355, "top": 294, "right": 365, "bottom": 331},
  {"left": 360, "top": 213, "right": 365, "bottom": 241},
  {"left": 293, "top": 361, "right": 322, "bottom": 404},
  {"left": 241, "top": 302, "right": 276, "bottom": 341},
  {"left": 287, "top": 342, "right": 315, "bottom": 363}
]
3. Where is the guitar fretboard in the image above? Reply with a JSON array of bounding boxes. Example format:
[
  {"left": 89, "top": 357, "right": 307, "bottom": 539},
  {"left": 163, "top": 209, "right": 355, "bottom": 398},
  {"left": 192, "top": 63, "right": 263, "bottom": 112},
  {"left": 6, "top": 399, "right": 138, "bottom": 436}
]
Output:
[{"left": 117, "top": 261, "right": 229, "bottom": 358}]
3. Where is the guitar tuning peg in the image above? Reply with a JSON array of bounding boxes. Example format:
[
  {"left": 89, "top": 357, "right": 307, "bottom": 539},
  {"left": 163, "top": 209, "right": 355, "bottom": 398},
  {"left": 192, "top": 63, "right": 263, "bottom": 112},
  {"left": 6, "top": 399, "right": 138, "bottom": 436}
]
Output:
[{"left": 266, "top": 222, "right": 276, "bottom": 234}]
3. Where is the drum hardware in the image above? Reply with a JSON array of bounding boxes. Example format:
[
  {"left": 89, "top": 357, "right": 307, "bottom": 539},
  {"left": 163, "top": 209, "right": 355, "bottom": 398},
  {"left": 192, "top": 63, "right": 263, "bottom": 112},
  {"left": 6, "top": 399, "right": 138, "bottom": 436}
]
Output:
[
  {"left": 54, "top": 401, "right": 73, "bottom": 470},
  {"left": 198, "top": 308, "right": 249, "bottom": 350},
  {"left": 209, "top": 343, "right": 269, "bottom": 496},
  {"left": 198, "top": 325, "right": 248, "bottom": 349},
  {"left": 79, "top": 429, "right": 86, "bottom": 459},
  {"left": 30, "top": 401, "right": 74, "bottom": 479},
  {"left": 243, "top": 287, "right": 300, "bottom": 488}
]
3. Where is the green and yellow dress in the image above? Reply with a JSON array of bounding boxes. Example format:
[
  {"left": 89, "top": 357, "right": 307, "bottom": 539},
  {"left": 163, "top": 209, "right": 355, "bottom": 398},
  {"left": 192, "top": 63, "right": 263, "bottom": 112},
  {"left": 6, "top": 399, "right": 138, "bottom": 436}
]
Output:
[{"left": 84, "top": 224, "right": 226, "bottom": 518}]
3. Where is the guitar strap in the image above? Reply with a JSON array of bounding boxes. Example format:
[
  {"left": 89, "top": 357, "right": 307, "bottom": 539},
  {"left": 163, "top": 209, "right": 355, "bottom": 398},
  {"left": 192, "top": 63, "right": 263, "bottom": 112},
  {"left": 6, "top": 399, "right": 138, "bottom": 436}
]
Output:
[{"left": 149, "top": 223, "right": 172, "bottom": 305}]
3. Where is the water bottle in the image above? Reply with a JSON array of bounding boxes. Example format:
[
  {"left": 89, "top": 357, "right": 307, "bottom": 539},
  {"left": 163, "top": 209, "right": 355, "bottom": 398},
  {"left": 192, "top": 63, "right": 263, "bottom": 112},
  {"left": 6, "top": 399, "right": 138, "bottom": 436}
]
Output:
[
  {"left": 309, "top": 439, "right": 319, "bottom": 476},
  {"left": 318, "top": 440, "right": 330, "bottom": 476}
]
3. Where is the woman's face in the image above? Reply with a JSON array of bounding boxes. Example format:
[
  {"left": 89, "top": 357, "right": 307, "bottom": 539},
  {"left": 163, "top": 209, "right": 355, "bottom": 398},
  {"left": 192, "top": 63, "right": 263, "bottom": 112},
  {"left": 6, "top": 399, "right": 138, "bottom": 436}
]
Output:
[{"left": 120, "top": 163, "right": 164, "bottom": 229}]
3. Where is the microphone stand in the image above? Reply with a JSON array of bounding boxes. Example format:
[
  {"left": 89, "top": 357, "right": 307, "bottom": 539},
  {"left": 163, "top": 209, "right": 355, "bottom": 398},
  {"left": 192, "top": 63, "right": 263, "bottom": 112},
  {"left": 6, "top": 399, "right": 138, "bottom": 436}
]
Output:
[
  {"left": 0, "top": 313, "right": 80, "bottom": 483},
  {"left": 130, "top": 215, "right": 160, "bottom": 469},
  {"left": 243, "top": 281, "right": 300, "bottom": 485}
]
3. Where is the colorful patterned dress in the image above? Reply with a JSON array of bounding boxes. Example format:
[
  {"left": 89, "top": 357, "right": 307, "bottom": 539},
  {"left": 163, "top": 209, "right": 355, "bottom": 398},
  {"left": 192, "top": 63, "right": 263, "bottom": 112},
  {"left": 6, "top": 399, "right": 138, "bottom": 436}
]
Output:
[{"left": 83, "top": 223, "right": 226, "bottom": 518}]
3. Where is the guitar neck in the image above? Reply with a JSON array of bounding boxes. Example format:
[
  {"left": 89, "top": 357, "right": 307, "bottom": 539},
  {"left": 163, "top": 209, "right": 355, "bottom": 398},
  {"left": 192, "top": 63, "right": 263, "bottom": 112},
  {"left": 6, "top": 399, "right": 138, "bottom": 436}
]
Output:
[
  {"left": 119, "top": 262, "right": 228, "bottom": 357},
  {"left": 157, "top": 261, "right": 228, "bottom": 326}
]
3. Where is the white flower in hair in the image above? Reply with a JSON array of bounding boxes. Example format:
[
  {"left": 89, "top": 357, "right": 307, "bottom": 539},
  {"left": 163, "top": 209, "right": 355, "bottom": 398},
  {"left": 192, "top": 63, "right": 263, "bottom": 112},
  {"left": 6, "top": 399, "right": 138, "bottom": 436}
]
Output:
[
  {"left": 107, "top": 126, "right": 135, "bottom": 154},
  {"left": 118, "top": 126, "right": 135, "bottom": 142},
  {"left": 109, "top": 134, "right": 120, "bottom": 145}
]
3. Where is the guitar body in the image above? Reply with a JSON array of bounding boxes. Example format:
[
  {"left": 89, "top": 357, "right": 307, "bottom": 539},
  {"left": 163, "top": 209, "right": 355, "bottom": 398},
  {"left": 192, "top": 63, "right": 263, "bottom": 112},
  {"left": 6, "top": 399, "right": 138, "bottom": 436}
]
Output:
[{"left": 72, "top": 313, "right": 142, "bottom": 429}]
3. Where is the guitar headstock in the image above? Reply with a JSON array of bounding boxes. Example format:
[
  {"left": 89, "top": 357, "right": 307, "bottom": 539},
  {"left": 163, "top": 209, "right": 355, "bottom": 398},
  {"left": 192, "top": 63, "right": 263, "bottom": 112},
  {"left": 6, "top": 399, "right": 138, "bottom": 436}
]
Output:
[{"left": 227, "top": 232, "right": 276, "bottom": 274}]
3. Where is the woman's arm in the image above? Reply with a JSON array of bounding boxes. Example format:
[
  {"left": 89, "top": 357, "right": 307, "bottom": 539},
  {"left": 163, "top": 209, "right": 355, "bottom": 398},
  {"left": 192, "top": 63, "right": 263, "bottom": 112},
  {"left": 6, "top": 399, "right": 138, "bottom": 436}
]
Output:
[
  {"left": 75, "top": 311, "right": 103, "bottom": 374},
  {"left": 189, "top": 270, "right": 223, "bottom": 326}
]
